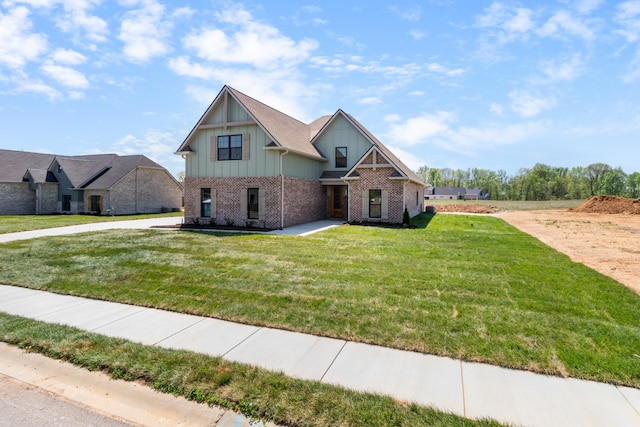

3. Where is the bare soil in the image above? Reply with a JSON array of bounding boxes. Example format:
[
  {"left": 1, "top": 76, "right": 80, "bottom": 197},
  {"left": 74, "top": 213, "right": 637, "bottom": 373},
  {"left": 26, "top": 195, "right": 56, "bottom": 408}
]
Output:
[{"left": 496, "top": 199, "right": 640, "bottom": 294}]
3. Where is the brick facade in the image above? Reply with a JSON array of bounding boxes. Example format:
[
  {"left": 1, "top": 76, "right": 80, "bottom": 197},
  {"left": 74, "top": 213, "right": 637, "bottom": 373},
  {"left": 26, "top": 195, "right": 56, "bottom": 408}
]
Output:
[
  {"left": 0, "top": 183, "right": 35, "bottom": 215},
  {"left": 185, "top": 177, "right": 282, "bottom": 228},
  {"left": 348, "top": 167, "right": 406, "bottom": 223},
  {"left": 108, "top": 168, "right": 183, "bottom": 215},
  {"left": 282, "top": 177, "right": 326, "bottom": 227}
]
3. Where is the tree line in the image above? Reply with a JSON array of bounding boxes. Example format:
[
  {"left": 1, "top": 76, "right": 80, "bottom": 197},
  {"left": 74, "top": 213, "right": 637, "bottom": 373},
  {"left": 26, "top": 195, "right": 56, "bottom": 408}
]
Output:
[{"left": 415, "top": 163, "right": 640, "bottom": 200}]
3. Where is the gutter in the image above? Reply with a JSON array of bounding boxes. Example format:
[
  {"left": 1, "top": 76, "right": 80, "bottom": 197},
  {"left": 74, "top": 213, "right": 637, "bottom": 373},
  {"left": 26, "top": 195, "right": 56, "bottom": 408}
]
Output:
[{"left": 279, "top": 150, "right": 289, "bottom": 229}]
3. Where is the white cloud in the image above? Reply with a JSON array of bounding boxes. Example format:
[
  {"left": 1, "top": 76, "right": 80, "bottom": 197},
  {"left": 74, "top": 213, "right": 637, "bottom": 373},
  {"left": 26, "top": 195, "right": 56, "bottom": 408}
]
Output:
[
  {"left": 574, "top": 0, "right": 604, "bottom": 14},
  {"left": 490, "top": 102, "right": 504, "bottom": 116},
  {"left": 539, "top": 54, "right": 584, "bottom": 82},
  {"left": 51, "top": 48, "right": 86, "bottom": 65},
  {"left": 385, "top": 111, "right": 454, "bottom": 146},
  {"left": 383, "top": 109, "right": 549, "bottom": 158},
  {"left": 386, "top": 144, "right": 425, "bottom": 171},
  {"left": 390, "top": 5, "right": 422, "bottom": 22},
  {"left": 359, "top": 96, "right": 381, "bottom": 105},
  {"left": 537, "top": 10, "right": 595, "bottom": 40},
  {"left": 181, "top": 6, "right": 318, "bottom": 69},
  {"left": 509, "top": 90, "right": 557, "bottom": 117},
  {"left": 3, "top": 0, "right": 108, "bottom": 46},
  {"left": 12, "top": 79, "right": 60, "bottom": 100},
  {"left": 114, "top": 129, "right": 182, "bottom": 171},
  {"left": 0, "top": 6, "right": 47, "bottom": 69},
  {"left": 615, "top": 1, "right": 640, "bottom": 42},
  {"left": 477, "top": 3, "right": 534, "bottom": 35},
  {"left": 119, "top": 0, "right": 171, "bottom": 63},
  {"left": 41, "top": 63, "right": 89, "bottom": 88},
  {"left": 410, "top": 30, "right": 426, "bottom": 40}
]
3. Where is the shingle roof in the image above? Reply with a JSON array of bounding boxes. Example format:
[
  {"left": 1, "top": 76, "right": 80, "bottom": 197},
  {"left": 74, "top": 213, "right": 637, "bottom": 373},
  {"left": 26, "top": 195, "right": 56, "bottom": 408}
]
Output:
[
  {"left": 227, "top": 87, "right": 325, "bottom": 160},
  {"left": 0, "top": 150, "right": 55, "bottom": 182},
  {"left": 0, "top": 149, "right": 168, "bottom": 190}
]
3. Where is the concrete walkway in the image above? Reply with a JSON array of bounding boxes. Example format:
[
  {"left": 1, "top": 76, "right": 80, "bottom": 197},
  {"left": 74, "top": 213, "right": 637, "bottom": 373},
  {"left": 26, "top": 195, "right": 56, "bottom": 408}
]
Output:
[
  {"left": 1, "top": 285, "right": 639, "bottom": 427},
  {"left": 0, "top": 217, "right": 342, "bottom": 243}
]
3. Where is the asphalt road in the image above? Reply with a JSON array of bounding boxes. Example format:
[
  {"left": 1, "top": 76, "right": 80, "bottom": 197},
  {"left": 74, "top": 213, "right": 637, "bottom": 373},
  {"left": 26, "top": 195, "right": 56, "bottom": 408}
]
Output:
[{"left": 0, "top": 373, "right": 132, "bottom": 427}]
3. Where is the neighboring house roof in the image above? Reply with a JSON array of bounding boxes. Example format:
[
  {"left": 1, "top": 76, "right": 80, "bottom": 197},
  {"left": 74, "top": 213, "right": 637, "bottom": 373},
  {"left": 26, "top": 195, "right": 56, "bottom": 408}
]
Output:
[
  {"left": 0, "top": 149, "right": 179, "bottom": 190},
  {"left": 176, "top": 86, "right": 424, "bottom": 186},
  {"left": 24, "top": 168, "right": 57, "bottom": 183},
  {"left": 0, "top": 150, "right": 55, "bottom": 182},
  {"left": 427, "top": 187, "right": 466, "bottom": 196},
  {"left": 466, "top": 188, "right": 483, "bottom": 196},
  {"left": 81, "top": 155, "right": 166, "bottom": 189}
]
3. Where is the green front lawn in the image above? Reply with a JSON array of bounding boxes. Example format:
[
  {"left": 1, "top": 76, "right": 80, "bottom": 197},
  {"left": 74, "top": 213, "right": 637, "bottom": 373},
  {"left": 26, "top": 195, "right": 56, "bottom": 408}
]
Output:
[
  {"left": 0, "top": 213, "right": 638, "bottom": 389},
  {"left": 0, "top": 212, "right": 182, "bottom": 234}
]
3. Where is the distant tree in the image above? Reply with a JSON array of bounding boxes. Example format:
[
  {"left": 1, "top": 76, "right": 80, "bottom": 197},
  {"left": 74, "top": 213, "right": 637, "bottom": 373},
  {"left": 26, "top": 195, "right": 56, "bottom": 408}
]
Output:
[
  {"left": 602, "top": 167, "right": 627, "bottom": 196},
  {"left": 586, "top": 163, "right": 612, "bottom": 195},
  {"left": 177, "top": 171, "right": 185, "bottom": 183},
  {"left": 415, "top": 165, "right": 429, "bottom": 183},
  {"left": 627, "top": 172, "right": 640, "bottom": 198},
  {"left": 427, "top": 168, "right": 441, "bottom": 187}
]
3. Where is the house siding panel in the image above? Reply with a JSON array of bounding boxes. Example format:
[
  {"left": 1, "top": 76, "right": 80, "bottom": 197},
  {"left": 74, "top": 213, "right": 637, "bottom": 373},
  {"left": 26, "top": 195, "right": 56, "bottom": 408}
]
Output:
[
  {"left": 282, "top": 153, "right": 324, "bottom": 180},
  {"left": 186, "top": 125, "right": 280, "bottom": 178},
  {"left": 314, "top": 115, "right": 372, "bottom": 172}
]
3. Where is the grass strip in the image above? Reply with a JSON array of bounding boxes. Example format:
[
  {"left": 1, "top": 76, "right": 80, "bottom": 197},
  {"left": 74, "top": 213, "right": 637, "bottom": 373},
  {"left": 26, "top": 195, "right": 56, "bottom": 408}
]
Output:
[
  {"left": 0, "top": 313, "right": 500, "bottom": 427},
  {"left": 0, "top": 213, "right": 638, "bottom": 387}
]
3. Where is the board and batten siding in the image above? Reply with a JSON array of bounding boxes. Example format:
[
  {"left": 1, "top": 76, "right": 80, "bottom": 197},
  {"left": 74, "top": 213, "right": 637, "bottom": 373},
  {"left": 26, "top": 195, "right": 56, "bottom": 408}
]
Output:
[
  {"left": 313, "top": 114, "right": 372, "bottom": 172},
  {"left": 185, "top": 124, "right": 281, "bottom": 178},
  {"left": 282, "top": 152, "right": 324, "bottom": 180}
]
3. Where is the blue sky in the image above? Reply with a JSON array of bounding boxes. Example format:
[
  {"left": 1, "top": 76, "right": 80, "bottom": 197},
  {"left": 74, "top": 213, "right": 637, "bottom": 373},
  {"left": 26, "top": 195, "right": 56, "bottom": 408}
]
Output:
[{"left": 1, "top": 0, "right": 639, "bottom": 178}]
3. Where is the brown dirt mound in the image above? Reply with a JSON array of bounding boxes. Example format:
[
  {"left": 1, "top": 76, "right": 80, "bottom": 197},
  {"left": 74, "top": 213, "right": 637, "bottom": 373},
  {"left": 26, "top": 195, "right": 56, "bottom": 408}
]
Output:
[
  {"left": 570, "top": 195, "right": 640, "bottom": 214},
  {"left": 434, "top": 204, "right": 498, "bottom": 214}
]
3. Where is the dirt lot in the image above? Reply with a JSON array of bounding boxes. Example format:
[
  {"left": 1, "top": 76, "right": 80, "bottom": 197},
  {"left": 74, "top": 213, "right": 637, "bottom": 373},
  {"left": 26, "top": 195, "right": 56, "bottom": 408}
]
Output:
[{"left": 497, "top": 209, "right": 640, "bottom": 295}]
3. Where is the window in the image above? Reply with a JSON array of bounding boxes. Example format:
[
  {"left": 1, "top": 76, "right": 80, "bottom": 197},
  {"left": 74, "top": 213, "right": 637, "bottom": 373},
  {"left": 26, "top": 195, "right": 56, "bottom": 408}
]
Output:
[
  {"left": 247, "top": 188, "right": 259, "bottom": 219},
  {"left": 62, "top": 195, "right": 71, "bottom": 211},
  {"left": 369, "top": 189, "right": 381, "bottom": 218},
  {"left": 335, "top": 147, "right": 347, "bottom": 168},
  {"left": 201, "top": 188, "right": 211, "bottom": 217},
  {"left": 217, "top": 135, "right": 242, "bottom": 160}
]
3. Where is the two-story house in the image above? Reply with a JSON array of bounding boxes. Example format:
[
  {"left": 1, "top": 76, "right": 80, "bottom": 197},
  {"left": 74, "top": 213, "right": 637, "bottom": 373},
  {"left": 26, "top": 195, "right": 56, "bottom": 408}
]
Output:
[{"left": 176, "top": 86, "right": 425, "bottom": 229}]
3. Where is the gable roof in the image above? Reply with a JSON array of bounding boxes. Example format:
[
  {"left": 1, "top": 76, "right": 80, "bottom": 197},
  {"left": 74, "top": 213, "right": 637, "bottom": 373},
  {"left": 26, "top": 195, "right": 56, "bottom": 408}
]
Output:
[
  {"left": 312, "top": 110, "right": 425, "bottom": 186},
  {"left": 0, "top": 149, "right": 176, "bottom": 190},
  {"left": 176, "top": 85, "right": 424, "bottom": 186},
  {"left": 0, "top": 150, "right": 56, "bottom": 183},
  {"left": 177, "top": 85, "right": 326, "bottom": 160}
]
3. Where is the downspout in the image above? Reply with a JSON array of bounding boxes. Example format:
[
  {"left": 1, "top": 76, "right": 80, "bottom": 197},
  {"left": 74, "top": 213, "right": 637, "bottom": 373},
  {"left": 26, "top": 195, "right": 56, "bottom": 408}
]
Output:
[
  {"left": 346, "top": 182, "right": 350, "bottom": 222},
  {"left": 279, "top": 150, "right": 289, "bottom": 229},
  {"left": 403, "top": 181, "right": 407, "bottom": 215}
]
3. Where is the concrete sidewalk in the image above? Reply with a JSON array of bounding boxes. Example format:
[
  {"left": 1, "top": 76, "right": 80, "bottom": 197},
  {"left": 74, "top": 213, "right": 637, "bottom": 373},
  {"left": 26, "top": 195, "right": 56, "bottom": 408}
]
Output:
[{"left": 1, "top": 284, "right": 639, "bottom": 427}]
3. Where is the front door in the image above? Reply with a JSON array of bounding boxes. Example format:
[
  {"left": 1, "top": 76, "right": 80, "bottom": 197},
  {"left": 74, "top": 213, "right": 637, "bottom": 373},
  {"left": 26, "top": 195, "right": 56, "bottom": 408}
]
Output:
[{"left": 330, "top": 186, "right": 344, "bottom": 218}]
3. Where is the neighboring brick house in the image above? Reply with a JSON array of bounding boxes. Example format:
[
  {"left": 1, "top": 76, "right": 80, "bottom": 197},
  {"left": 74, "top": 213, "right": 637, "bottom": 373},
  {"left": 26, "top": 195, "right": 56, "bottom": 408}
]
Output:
[
  {"left": 176, "top": 85, "right": 425, "bottom": 229},
  {"left": 0, "top": 150, "right": 183, "bottom": 215},
  {"left": 424, "top": 186, "right": 490, "bottom": 201}
]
